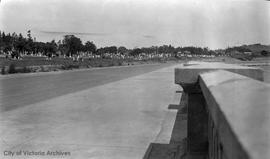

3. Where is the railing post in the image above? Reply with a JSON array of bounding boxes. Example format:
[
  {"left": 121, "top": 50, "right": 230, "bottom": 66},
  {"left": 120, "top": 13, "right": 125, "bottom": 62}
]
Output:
[{"left": 179, "top": 83, "right": 208, "bottom": 159}]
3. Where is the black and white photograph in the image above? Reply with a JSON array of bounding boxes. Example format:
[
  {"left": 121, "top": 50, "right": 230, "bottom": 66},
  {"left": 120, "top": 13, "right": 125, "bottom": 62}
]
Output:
[{"left": 0, "top": 0, "right": 269, "bottom": 158}]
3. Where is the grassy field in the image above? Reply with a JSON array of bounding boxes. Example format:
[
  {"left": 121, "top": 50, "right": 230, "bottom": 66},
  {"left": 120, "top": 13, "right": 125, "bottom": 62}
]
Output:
[
  {"left": 1, "top": 55, "right": 269, "bottom": 75},
  {"left": 0, "top": 56, "right": 177, "bottom": 74},
  {"left": 0, "top": 56, "right": 125, "bottom": 74},
  {"left": 0, "top": 56, "right": 128, "bottom": 67}
]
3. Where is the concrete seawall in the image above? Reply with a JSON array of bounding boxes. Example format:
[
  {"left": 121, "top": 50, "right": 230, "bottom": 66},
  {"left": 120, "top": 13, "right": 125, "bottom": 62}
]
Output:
[{"left": 175, "top": 62, "right": 270, "bottom": 159}]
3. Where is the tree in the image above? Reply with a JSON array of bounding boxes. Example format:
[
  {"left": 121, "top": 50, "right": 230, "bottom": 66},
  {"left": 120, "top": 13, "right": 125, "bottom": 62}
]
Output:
[
  {"left": 130, "top": 48, "right": 142, "bottom": 56},
  {"left": 96, "top": 46, "right": 117, "bottom": 55},
  {"left": 57, "top": 40, "right": 68, "bottom": 56},
  {"left": 27, "top": 30, "right": 32, "bottom": 41},
  {"left": 14, "top": 33, "right": 26, "bottom": 54},
  {"left": 24, "top": 30, "right": 34, "bottom": 54},
  {"left": 261, "top": 50, "right": 269, "bottom": 56},
  {"left": 83, "top": 41, "right": 96, "bottom": 54},
  {"left": 45, "top": 40, "right": 57, "bottom": 56},
  {"left": 118, "top": 46, "right": 128, "bottom": 54},
  {"left": 3, "top": 33, "right": 13, "bottom": 52},
  {"left": 96, "top": 47, "right": 105, "bottom": 55},
  {"left": 62, "top": 35, "right": 83, "bottom": 56},
  {"left": 225, "top": 46, "right": 251, "bottom": 54},
  {"left": 108, "top": 46, "right": 117, "bottom": 54},
  {"left": 140, "top": 46, "right": 157, "bottom": 54}
]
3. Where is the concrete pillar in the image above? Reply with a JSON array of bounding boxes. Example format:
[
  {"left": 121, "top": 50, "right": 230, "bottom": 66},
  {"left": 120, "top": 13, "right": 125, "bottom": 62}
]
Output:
[{"left": 180, "top": 83, "right": 208, "bottom": 159}]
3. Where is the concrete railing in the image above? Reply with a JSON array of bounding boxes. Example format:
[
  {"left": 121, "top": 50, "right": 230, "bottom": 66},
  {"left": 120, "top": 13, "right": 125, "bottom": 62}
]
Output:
[{"left": 175, "top": 62, "right": 270, "bottom": 159}]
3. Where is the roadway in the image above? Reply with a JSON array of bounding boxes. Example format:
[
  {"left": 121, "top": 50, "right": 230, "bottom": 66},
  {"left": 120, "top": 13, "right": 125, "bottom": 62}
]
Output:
[
  {"left": 0, "top": 63, "right": 186, "bottom": 159},
  {"left": 0, "top": 63, "right": 176, "bottom": 111}
]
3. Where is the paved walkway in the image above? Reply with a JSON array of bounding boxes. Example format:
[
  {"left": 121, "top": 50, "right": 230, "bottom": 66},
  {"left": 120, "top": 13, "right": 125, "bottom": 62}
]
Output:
[{"left": 0, "top": 64, "right": 185, "bottom": 159}]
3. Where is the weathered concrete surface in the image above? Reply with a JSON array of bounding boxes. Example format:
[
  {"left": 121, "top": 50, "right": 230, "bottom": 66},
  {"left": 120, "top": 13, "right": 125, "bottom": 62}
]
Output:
[
  {"left": 0, "top": 64, "right": 183, "bottom": 159},
  {"left": 199, "top": 70, "right": 270, "bottom": 159},
  {"left": 175, "top": 62, "right": 269, "bottom": 159},
  {"left": 175, "top": 62, "right": 264, "bottom": 85}
]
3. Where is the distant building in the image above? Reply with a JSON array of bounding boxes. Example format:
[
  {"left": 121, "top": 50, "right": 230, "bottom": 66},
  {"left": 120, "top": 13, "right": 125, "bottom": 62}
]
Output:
[
  {"left": 183, "top": 50, "right": 191, "bottom": 55},
  {"left": 229, "top": 50, "right": 241, "bottom": 56},
  {"left": 243, "top": 52, "right": 252, "bottom": 55}
]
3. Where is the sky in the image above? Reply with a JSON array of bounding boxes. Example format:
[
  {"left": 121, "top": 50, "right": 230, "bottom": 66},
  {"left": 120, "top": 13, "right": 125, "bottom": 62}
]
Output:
[{"left": 0, "top": 0, "right": 269, "bottom": 49}]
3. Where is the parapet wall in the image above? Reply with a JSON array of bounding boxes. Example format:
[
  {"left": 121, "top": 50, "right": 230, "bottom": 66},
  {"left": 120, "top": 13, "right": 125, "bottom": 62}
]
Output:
[
  {"left": 175, "top": 62, "right": 264, "bottom": 85},
  {"left": 175, "top": 62, "right": 269, "bottom": 159}
]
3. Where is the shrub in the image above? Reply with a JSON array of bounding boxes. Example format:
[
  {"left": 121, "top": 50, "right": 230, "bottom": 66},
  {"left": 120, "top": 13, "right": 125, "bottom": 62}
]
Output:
[
  {"left": 66, "top": 65, "right": 73, "bottom": 70},
  {"left": 1, "top": 67, "right": 6, "bottom": 75},
  {"left": 61, "top": 65, "right": 67, "bottom": 70},
  {"left": 40, "top": 66, "right": 45, "bottom": 72},
  {"left": 15, "top": 66, "right": 31, "bottom": 73},
  {"left": 72, "top": 64, "right": 79, "bottom": 69},
  {"left": 109, "top": 62, "right": 114, "bottom": 66},
  {"left": 22, "top": 66, "right": 31, "bottom": 73},
  {"left": 8, "top": 64, "right": 17, "bottom": 74},
  {"left": 65, "top": 64, "right": 79, "bottom": 69}
]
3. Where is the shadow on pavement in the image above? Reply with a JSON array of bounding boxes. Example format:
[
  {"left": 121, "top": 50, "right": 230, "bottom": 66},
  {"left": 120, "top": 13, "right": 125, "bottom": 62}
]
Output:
[{"left": 143, "top": 93, "right": 188, "bottom": 159}]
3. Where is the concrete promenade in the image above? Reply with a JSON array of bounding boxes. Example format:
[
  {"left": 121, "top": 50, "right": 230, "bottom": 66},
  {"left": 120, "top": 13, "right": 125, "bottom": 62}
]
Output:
[{"left": 0, "top": 64, "right": 184, "bottom": 159}]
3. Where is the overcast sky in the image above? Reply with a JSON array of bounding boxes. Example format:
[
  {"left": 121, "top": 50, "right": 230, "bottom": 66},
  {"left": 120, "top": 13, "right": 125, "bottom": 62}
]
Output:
[{"left": 0, "top": 0, "right": 269, "bottom": 49}]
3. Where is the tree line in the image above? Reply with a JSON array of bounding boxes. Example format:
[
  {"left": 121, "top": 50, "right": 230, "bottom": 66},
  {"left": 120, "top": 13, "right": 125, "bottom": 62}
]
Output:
[
  {"left": 0, "top": 30, "right": 218, "bottom": 58},
  {"left": 0, "top": 31, "right": 97, "bottom": 57}
]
